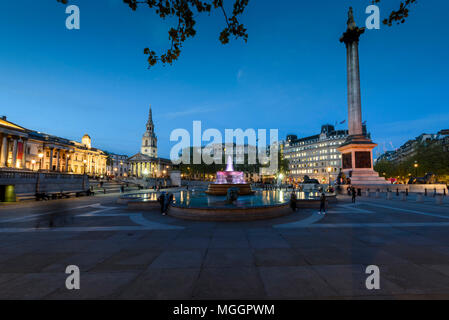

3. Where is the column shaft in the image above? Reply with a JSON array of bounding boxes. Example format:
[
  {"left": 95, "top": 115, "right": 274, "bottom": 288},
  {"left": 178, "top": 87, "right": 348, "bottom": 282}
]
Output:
[
  {"left": 0, "top": 135, "right": 7, "bottom": 167},
  {"left": 12, "top": 139, "right": 18, "bottom": 168},
  {"left": 49, "top": 149, "right": 54, "bottom": 170},
  {"left": 347, "top": 41, "right": 363, "bottom": 136}
]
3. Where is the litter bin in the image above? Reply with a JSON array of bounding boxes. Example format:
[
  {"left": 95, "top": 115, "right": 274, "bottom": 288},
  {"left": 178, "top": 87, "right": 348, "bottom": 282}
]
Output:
[{"left": 0, "top": 185, "right": 16, "bottom": 202}]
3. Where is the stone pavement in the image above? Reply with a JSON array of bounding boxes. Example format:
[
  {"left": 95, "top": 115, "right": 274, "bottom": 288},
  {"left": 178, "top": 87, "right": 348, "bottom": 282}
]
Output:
[{"left": 1, "top": 194, "right": 449, "bottom": 299}]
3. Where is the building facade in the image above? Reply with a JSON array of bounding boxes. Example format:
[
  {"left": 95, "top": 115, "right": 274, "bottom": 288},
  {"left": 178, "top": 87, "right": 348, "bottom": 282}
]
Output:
[
  {"left": 1, "top": 116, "right": 107, "bottom": 176},
  {"left": 106, "top": 153, "right": 129, "bottom": 178},
  {"left": 283, "top": 125, "right": 356, "bottom": 183},
  {"left": 377, "top": 130, "right": 449, "bottom": 163}
]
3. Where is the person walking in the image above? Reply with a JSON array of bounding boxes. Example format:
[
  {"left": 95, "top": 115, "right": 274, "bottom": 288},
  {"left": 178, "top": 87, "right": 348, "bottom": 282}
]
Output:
[
  {"left": 167, "top": 193, "right": 174, "bottom": 213},
  {"left": 319, "top": 192, "right": 326, "bottom": 214},
  {"left": 158, "top": 192, "right": 167, "bottom": 215},
  {"left": 351, "top": 186, "right": 357, "bottom": 203},
  {"left": 290, "top": 192, "right": 297, "bottom": 212}
]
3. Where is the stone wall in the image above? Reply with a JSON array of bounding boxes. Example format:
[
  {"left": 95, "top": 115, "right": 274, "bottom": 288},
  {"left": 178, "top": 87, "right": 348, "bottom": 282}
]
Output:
[
  {"left": 341, "top": 183, "right": 448, "bottom": 194},
  {"left": 0, "top": 169, "right": 89, "bottom": 200}
]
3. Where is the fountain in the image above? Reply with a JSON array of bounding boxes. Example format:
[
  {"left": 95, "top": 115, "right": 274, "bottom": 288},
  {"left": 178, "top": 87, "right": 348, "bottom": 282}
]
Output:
[
  {"left": 205, "top": 156, "right": 255, "bottom": 195},
  {"left": 119, "top": 157, "right": 336, "bottom": 221}
]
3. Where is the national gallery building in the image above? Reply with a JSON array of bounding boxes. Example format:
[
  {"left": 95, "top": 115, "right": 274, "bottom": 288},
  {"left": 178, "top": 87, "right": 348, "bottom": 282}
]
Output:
[
  {"left": 1, "top": 116, "right": 107, "bottom": 176},
  {"left": 0, "top": 106, "right": 174, "bottom": 179}
]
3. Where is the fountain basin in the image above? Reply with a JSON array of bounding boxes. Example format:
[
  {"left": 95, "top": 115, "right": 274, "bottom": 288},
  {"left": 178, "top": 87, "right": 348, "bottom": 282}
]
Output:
[
  {"left": 119, "top": 190, "right": 336, "bottom": 221},
  {"left": 205, "top": 183, "right": 255, "bottom": 196}
]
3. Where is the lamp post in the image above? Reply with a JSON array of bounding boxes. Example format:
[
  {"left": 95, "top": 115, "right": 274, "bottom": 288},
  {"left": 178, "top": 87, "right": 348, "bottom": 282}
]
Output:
[
  {"left": 83, "top": 159, "right": 87, "bottom": 175},
  {"left": 414, "top": 161, "right": 419, "bottom": 177},
  {"left": 38, "top": 152, "right": 44, "bottom": 171}
]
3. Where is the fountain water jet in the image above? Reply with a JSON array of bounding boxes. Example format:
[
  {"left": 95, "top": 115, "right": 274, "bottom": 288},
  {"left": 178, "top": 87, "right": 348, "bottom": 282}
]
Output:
[{"left": 205, "top": 156, "right": 255, "bottom": 195}]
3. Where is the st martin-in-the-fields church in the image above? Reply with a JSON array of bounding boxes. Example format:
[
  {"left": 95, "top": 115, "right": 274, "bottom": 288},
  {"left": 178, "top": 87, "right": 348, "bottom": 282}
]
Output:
[
  {"left": 128, "top": 106, "right": 173, "bottom": 178},
  {"left": 141, "top": 106, "right": 158, "bottom": 157}
]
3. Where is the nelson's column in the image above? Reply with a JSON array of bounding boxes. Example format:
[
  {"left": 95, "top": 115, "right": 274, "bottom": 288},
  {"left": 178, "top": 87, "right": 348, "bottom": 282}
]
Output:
[{"left": 337, "top": 7, "right": 387, "bottom": 185}]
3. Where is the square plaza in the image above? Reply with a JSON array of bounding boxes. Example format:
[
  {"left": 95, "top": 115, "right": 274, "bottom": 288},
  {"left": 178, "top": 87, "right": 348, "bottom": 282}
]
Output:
[{"left": 1, "top": 192, "right": 449, "bottom": 299}]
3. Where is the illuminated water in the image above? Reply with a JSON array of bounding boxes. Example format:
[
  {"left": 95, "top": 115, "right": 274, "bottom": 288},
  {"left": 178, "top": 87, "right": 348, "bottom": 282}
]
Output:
[{"left": 121, "top": 189, "right": 322, "bottom": 209}]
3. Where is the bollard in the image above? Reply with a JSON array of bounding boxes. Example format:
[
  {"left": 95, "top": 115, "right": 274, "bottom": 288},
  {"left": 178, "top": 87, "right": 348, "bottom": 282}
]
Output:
[
  {"left": 444, "top": 188, "right": 447, "bottom": 196},
  {"left": 375, "top": 191, "right": 380, "bottom": 198},
  {"left": 401, "top": 193, "right": 407, "bottom": 201},
  {"left": 416, "top": 193, "right": 423, "bottom": 202},
  {"left": 396, "top": 188, "right": 399, "bottom": 196},
  {"left": 365, "top": 190, "right": 370, "bottom": 197},
  {"left": 406, "top": 189, "right": 409, "bottom": 197},
  {"left": 434, "top": 188, "right": 437, "bottom": 197},
  {"left": 424, "top": 188, "right": 427, "bottom": 196},
  {"left": 436, "top": 195, "right": 443, "bottom": 205},
  {"left": 386, "top": 192, "right": 392, "bottom": 200}
]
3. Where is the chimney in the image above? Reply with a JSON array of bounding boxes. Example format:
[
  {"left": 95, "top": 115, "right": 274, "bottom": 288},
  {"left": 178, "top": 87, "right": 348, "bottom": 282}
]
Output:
[{"left": 1, "top": 116, "right": 6, "bottom": 120}]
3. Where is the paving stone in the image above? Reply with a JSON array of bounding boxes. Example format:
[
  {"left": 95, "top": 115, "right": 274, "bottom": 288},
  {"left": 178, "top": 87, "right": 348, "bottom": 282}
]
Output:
[
  {"left": 193, "top": 267, "right": 266, "bottom": 299},
  {"left": 0, "top": 253, "right": 72, "bottom": 273},
  {"left": 258, "top": 266, "right": 338, "bottom": 299},
  {"left": 253, "top": 248, "right": 308, "bottom": 267},
  {"left": 119, "top": 268, "right": 200, "bottom": 299},
  {"left": 149, "top": 249, "right": 205, "bottom": 269},
  {"left": 247, "top": 235, "right": 290, "bottom": 249},
  {"left": 0, "top": 273, "right": 67, "bottom": 299},
  {"left": 203, "top": 248, "right": 254, "bottom": 267},
  {"left": 311, "top": 264, "right": 405, "bottom": 297},
  {"left": 89, "top": 250, "right": 161, "bottom": 272},
  {"left": 209, "top": 236, "right": 250, "bottom": 248},
  {"left": 380, "top": 264, "right": 449, "bottom": 294},
  {"left": 45, "top": 272, "right": 139, "bottom": 299}
]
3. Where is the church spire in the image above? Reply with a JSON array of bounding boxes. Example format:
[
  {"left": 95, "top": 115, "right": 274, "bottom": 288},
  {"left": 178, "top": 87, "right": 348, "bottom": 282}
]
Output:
[{"left": 148, "top": 105, "right": 153, "bottom": 124}]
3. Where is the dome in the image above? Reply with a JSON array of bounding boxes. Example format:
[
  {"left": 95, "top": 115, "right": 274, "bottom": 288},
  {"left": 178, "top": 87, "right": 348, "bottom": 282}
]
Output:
[{"left": 82, "top": 134, "right": 92, "bottom": 148}]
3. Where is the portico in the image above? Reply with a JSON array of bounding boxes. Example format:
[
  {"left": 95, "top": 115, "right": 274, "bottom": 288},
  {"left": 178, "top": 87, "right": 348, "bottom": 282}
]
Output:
[{"left": 0, "top": 117, "right": 28, "bottom": 169}]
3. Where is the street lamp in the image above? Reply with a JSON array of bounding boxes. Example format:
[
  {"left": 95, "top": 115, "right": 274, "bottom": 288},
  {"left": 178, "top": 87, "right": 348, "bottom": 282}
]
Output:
[
  {"left": 38, "top": 152, "right": 44, "bottom": 171},
  {"left": 83, "top": 159, "right": 87, "bottom": 175},
  {"left": 414, "top": 161, "right": 419, "bottom": 177}
]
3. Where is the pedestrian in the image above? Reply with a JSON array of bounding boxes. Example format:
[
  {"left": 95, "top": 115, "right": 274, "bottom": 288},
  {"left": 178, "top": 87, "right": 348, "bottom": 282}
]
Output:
[
  {"left": 351, "top": 186, "right": 356, "bottom": 203},
  {"left": 158, "top": 192, "right": 167, "bottom": 215},
  {"left": 167, "top": 193, "right": 174, "bottom": 212},
  {"left": 319, "top": 192, "right": 326, "bottom": 214},
  {"left": 290, "top": 192, "right": 297, "bottom": 212}
]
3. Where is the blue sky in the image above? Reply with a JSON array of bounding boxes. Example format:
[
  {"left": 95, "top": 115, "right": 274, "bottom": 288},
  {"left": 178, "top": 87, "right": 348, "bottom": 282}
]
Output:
[{"left": 1, "top": 0, "right": 448, "bottom": 158}]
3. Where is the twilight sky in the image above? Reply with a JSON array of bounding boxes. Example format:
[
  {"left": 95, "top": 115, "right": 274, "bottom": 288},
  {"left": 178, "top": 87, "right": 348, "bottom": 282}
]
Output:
[{"left": 1, "top": 0, "right": 448, "bottom": 158}]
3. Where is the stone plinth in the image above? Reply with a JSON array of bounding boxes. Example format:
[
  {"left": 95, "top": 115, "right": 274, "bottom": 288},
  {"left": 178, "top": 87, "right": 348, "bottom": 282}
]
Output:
[
  {"left": 338, "top": 139, "right": 388, "bottom": 185},
  {"left": 205, "top": 183, "right": 255, "bottom": 196}
]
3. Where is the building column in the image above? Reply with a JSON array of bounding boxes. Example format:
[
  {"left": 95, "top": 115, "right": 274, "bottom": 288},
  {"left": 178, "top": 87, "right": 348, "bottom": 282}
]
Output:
[
  {"left": 49, "top": 148, "right": 54, "bottom": 170},
  {"left": 0, "top": 135, "right": 7, "bottom": 167},
  {"left": 11, "top": 139, "right": 18, "bottom": 168},
  {"left": 22, "top": 140, "right": 27, "bottom": 169},
  {"left": 56, "top": 149, "right": 61, "bottom": 172},
  {"left": 65, "top": 153, "right": 69, "bottom": 172}
]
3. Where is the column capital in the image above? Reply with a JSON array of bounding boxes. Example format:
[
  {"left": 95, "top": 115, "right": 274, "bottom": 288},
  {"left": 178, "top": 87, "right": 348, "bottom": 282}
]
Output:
[{"left": 340, "top": 27, "right": 365, "bottom": 45}]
